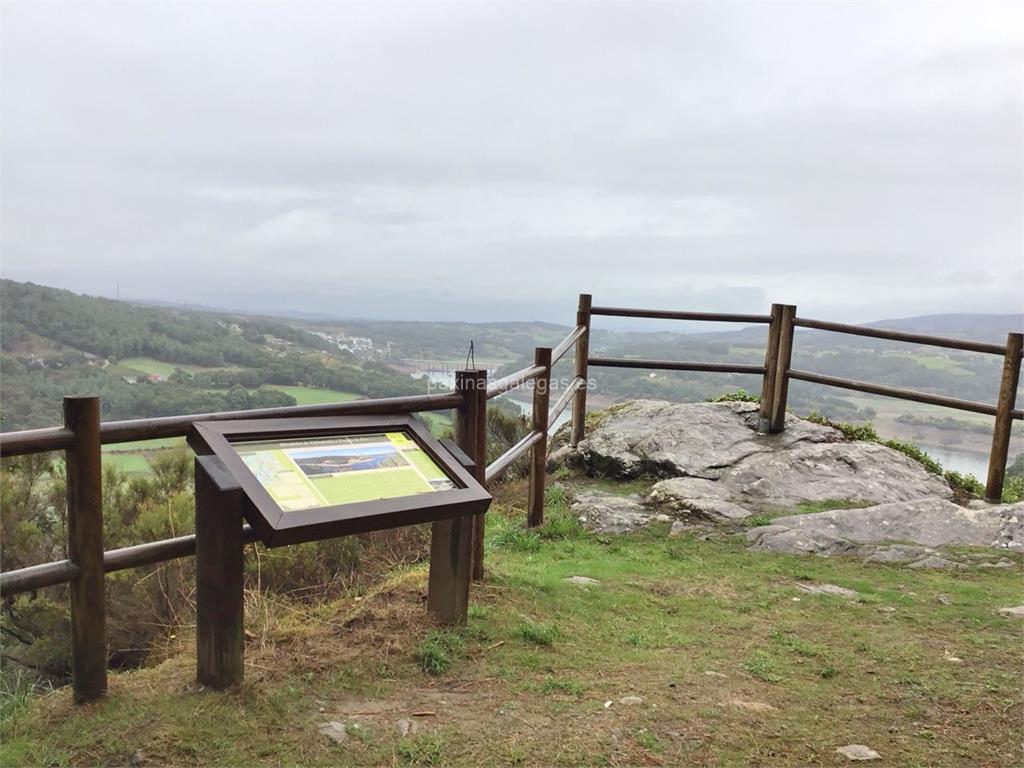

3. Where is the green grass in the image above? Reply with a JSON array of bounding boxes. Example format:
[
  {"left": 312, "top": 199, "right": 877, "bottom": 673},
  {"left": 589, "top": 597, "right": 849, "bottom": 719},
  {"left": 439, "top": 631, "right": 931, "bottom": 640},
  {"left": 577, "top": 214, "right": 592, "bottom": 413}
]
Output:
[
  {"left": 118, "top": 357, "right": 203, "bottom": 376},
  {"left": 102, "top": 452, "right": 152, "bottom": 475},
  {"left": 264, "top": 385, "right": 361, "bottom": 406},
  {"left": 2, "top": 480, "right": 1021, "bottom": 767},
  {"left": 414, "top": 630, "right": 465, "bottom": 675}
]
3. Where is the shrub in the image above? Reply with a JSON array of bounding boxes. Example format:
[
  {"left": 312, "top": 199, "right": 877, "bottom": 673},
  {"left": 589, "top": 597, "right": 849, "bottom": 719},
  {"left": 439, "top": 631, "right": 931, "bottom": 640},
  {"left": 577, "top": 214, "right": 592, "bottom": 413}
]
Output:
[
  {"left": 415, "top": 630, "right": 465, "bottom": 675},
  {"left": 943, "top": 470, "right": 984, "bottom": 497},
  {"left": 743, "top": 650, "right": 782, "bottom": 683},
  {"left": 515, "top": 621, "right": 559, "bottom": 646},
  {"left": 882, "top": 438, "right": 944, "bottom": 475}
]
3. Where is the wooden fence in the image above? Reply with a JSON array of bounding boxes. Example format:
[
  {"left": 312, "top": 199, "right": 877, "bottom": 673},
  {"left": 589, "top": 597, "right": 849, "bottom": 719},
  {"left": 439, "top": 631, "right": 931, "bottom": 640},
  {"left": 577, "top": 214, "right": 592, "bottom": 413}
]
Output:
[
  {"left": 0, "top": 295, "right": 1020, "bottom": 701},
  {"left": 570, "top": 295, "right": 1023, "bottom": 500},
  {"left": 0, "top": 323, "right": 586, "bottom": 701}
]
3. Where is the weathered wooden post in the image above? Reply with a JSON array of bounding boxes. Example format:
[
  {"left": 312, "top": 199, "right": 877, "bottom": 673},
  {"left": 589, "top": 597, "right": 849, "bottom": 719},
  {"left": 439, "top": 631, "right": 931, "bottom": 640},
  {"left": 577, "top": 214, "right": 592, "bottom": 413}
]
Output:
[
  {"left": 427, "top": 369, "right": 485, "bottom": 621},
  {"left": 465, "top": 371, "right": 488, "bottom": 582},
  {"left": 570, "top": 293, "right": 592, "bottom": 448},
  {"left": 528, "top": 348, "right": 553, "bottom": 528},
  {"left": 64, "top": 395, "right": 107, "bottom": 703},
  {"left": 195, "top": 455, "right": 245, "bottom": 689},
  {"left": 768, "top": 304, "right": 797, "bottom": 433},
  {"left": 758, "top": 304, "right": 784, "bottom": 434},
  {"left": 985, "top": 332, "right": 1023, "bottom": 502}
]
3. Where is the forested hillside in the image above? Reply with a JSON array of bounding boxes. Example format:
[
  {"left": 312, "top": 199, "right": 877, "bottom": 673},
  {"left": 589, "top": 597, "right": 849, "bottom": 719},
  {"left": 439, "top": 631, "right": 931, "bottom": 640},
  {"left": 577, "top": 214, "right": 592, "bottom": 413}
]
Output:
[{"left": 0, "top": 281, "right": 425, "bottom": 430}]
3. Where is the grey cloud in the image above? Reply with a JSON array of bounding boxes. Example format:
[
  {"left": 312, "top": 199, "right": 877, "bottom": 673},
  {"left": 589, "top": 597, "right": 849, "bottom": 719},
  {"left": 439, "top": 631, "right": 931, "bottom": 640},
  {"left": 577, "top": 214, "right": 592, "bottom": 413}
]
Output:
[{"left": 1, "top": 1, "right": 1021, "bottom": 323}]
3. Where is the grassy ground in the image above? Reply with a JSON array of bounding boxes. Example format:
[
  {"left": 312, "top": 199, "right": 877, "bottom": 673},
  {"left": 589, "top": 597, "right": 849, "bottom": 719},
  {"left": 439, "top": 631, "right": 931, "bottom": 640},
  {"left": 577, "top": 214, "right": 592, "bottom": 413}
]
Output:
[
  {"left": 266, "top": 385, "right": 362, "bottom": 405},
  {"left": 2, "top": 480, "right": 1020, "bottom": 767},
  {"left": 117, "top": 358, "right": 208, "bottom": 376}
]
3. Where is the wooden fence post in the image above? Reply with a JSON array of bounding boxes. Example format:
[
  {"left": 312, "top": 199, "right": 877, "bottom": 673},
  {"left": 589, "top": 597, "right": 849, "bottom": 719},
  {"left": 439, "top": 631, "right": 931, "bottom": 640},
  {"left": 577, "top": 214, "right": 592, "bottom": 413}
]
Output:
[
  {"left": 528, "top": 348, "right": 553, "bottom": 528},
  {"left": 427, "top": 369, "right": 485, "bottom": 622},
  {"left": 464, "top": 370, "right": 488, "bottom": 581},
  {"left": 758, "top": 304, "right": 784, "bottom": 434},
  {"left": 195, "top": 456, "right": 245, "bottom": 690},
  {"left": 570, "top": 294, "right": 592, "bottom": 448},
  {"left": 64, "top": 395, "right": 107, "bottom": 703},
  {"left": 768, "top": 304, "right": 797, "bottom": 433},
  {"left": 985, "top": 332, "right": 1023, "bottom": 502}
]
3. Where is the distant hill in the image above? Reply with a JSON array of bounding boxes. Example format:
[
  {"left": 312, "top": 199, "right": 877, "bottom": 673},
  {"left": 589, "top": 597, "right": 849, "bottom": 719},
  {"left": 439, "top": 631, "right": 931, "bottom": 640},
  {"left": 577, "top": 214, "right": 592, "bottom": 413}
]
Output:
[
  {"left": 866, "top": 314, "right": 1023, "bottom": 343},
  {"left": 1, "top": 279, "right": 1020, "bottom": 450}
]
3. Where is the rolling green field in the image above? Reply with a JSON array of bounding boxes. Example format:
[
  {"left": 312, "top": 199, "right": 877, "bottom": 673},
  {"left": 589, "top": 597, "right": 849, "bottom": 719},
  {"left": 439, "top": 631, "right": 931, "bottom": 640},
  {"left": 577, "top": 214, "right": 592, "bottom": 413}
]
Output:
[
  {"left": 264, "top": 386, "right": 361, "bottom": 405},
  {"left": 117, "top": 357, "right": 204, "bottom": 376}
]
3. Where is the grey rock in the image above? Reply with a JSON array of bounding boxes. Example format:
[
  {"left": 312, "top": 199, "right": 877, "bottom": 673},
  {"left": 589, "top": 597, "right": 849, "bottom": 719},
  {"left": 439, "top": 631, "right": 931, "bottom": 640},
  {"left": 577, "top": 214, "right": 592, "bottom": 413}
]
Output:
[
  {"left": 577, "top": 400, "right": 837, "bottom": 479},
  {"left": 909, "top": 555, "right": 967, "bottom": 570},
  {"left": 565, "top": 575, "right": 600, "bottom": 587},
  {"left": 318, "top": 722, "right": 348, "bottom": 745},
  {"left": 395, "top": 718, "right": 418, "bottom": 737},
  {"left": 725, "top": 441, "right": 953, "bottom": 508},
  {"left": 998, "top": 605, "right": 1024, "bottom": 618},
  {"left": 649, "top": 478, "right": 757, "bottom": 521},
  {"left": 836, "top": 744, "right": 881, "bottom": 761},
  {"left": 728, "top": 699, "right": 777, "bottom": 712},
  {"left": 570, "top": 491, "right": 654, "bottom": 533},
  {"left": 864, "top": 544, "right": 937, "bottom": 564},
  {"left": 618, "top": 695, "right": 644, "bottom": 705},
  {"left": 795, "top": 582, "right": 859, "bottom": 599},
  {"left": 668, "top": 520, "right": 689, "bottom": 537},
  {"left": 748, "top": 499, "right": 1024, "bottom": 559},
  {"left": 746, "top": 524, "right": 863, "bottom": 557}
]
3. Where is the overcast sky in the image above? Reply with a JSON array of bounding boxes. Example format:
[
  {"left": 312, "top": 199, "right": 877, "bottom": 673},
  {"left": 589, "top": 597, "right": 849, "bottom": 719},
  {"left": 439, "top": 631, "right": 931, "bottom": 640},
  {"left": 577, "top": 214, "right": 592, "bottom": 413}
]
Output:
[{"left": 2, "top": 2, "right": 1021, "bottom": 325}]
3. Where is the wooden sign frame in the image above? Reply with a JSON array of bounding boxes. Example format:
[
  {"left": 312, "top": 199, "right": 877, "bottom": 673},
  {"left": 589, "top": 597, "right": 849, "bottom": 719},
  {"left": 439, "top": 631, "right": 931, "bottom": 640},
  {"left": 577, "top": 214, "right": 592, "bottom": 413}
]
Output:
[{"left": 188, "top": 415, "right": 491, "bottom": 547}]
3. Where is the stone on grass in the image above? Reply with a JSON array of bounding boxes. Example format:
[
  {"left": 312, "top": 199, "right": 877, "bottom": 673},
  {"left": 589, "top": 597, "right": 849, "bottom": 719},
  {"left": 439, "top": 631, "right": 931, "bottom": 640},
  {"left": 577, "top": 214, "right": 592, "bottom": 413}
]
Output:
[
  {"left": 836, "top": 744, "right": 881, "bottom": 761},
  {"left": 748, "top": 499, "right": 1023, "bottom": 562},
  {"left": 565, "top": 576, "right": 600, "bottom": 587},
  {"left": 728, "top": 699, "right": 777, "bottom": 713},
  {"left": 795, "top": 583, "right": 859, "bottom": 599},
  {"left": 395, "top": 718, "right": 418, "bottom": 737},
  {"left": 998, "top": 605, "right": 1024, "bottom": 618},
  {"left": 669, "top": 520, "right": 689, "bottom": 537},
  {"left": 618, "top": 696, "right": 644, "bottom": 706},
  {"left": 570, "top": 491, "right": 654, "bottom": 533},
  {"left": 318, "top": 722, "right": 348, "bottom": 745},
  {"left": 909, "top": 555, "right": 966, "bottom": 570}
]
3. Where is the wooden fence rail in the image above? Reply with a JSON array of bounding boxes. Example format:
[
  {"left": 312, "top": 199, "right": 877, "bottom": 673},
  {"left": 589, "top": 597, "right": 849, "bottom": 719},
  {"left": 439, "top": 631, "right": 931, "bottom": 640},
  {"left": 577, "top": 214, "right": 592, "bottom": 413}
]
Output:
[
  {"left": 572, "top": 295, "right": 1022, "bottom": 504},
  {"left": 0, "top": 320, "right": 591, "bottom": 701},
  {"left": 0, "top": 294, "right": 1018, "bottom": 702}
]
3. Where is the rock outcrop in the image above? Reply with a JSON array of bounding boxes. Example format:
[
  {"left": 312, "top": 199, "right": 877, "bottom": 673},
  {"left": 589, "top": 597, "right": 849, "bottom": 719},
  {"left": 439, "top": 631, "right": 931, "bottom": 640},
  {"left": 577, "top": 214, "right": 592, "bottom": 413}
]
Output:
[
  {"left": 574, "top": 400, "right": 837, "bottom": 479},
  {"left": 557, "top": 400, "right": 1022, "bottom": 568},
  {"left": 746, "top": 499, "right": 1023, "bottom": 565}
]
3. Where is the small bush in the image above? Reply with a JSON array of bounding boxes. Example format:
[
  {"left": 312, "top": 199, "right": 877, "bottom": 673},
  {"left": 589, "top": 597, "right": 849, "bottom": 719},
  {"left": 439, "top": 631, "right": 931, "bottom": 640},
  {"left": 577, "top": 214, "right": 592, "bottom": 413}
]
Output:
[
  {"left": 415, "top": 630, "right": 465, "bottom": 675},
  {"left": 882, "top": 438, "right": 943, "bottom": 475},
  {"left": 515, "top": 621, "right": 559, "bottom": 646},
  {"left": 743, "top": 650, "right": 782, "bottom": 683},
  {"left": 489, "top": 519, "right": 542, "bottom": 552},
  {"left": 1002, "top": 474, "right": 1024, "bottom": 504},
  {"left": 537, "top": 485, "right": 584, "bottom": 540},
  {"left": 538, "top": 677, "right": 585, "bottom": 697},
  {"left": 943, "top": 470, "right": 984, "bottom": 497},
  {"left": 397, "top": 734, "right": 446, "bottom": 766}
]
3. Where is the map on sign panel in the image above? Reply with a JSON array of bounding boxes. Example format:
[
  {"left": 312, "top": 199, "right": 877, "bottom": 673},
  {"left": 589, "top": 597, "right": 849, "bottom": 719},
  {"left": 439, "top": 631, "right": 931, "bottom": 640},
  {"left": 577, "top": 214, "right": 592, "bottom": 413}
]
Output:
[{"left": 234, "top": 432, "right": 455, "bottom": 512}]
